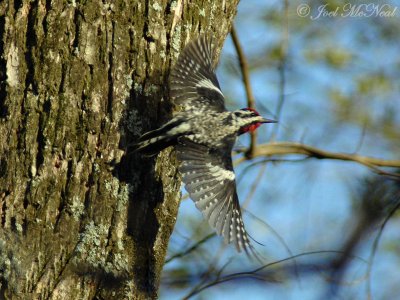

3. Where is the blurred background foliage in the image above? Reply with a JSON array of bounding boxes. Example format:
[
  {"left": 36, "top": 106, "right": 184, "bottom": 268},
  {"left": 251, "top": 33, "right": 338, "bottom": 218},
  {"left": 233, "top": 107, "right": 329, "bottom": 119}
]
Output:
[{"left": 161, "top": 0, "right": 400, "bottom": 299}]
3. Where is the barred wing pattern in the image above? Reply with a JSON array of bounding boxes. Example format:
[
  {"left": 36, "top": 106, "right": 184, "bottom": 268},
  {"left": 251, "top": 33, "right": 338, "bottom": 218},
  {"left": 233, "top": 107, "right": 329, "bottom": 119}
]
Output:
[
  {"left": 170, "top": 36, "right": 226, "bottom": 113},
  {"left": 176, "top": 139, "right": 258, "bottom": 257}
]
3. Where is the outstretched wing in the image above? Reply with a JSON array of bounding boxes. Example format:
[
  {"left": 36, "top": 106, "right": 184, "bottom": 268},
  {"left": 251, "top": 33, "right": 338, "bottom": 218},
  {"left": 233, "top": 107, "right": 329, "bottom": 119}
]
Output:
[
  {"left": 176, "top": 139, "right": 258, "bottom": 258},
  {"left": 170, "top": 36, "right": 226, "bottom": 113}
]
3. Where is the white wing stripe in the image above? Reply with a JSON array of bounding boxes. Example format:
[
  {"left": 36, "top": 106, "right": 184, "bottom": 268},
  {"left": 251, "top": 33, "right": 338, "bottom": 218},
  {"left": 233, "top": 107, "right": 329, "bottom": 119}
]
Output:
[
  {"left": 206, "top": 162, "right": 235, "bottom": 181},
  {"left": 196, "top": 78, "right": 224, "bottom": 97}
]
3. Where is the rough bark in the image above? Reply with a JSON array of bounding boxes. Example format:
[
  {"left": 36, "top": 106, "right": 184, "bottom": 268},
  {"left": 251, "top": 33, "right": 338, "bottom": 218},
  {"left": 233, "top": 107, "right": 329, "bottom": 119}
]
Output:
[{"left": 0, "top": 0, "right": 239, "bottom": 299}]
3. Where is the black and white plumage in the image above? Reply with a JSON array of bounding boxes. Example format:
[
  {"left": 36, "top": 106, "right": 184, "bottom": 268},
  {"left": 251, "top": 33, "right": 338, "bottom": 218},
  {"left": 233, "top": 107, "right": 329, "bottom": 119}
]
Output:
[
  {"left": 170, "top": 36, "right": 225, "bottom": 113},
  {"left": 135, "top": 36, "right": 276, "bottom": 258}
]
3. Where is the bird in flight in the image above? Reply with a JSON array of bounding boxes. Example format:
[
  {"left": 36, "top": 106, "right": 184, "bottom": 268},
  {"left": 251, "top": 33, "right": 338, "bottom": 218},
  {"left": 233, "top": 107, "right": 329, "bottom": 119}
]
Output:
[{"left": 135, "top": 35, "right": 276, "bottom": 259}]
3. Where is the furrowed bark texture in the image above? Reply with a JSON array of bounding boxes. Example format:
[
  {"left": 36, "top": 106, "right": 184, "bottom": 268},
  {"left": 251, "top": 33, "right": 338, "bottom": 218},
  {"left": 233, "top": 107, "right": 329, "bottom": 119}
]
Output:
[{"left": 0, "top": 0, "right": 239, "bottom": 299}]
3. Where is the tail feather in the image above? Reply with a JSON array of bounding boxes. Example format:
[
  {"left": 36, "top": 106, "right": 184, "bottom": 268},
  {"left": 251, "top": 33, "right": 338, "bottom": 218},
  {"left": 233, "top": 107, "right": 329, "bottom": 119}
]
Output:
[
  {"left": 133, "top": 135, "right": 178, "bottom": 155},
  {"left": 132, "top": 117, "right": 192, "bottom": 155},
  {"left": 138, "top": 120, "right": 177, "bottom": 142}
]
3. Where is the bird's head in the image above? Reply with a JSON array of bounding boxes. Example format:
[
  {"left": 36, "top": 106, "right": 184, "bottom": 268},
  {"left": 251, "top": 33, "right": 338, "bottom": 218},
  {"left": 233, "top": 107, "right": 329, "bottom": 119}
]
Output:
[{"left": 235, "top": 108, "right": 277, "bottom": 135}]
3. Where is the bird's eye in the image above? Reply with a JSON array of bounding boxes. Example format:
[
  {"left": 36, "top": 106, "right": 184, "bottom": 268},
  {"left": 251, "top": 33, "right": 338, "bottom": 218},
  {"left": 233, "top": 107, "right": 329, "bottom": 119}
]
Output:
[{"left": 234, "top": 112, "right": 242, "bottom": 117}]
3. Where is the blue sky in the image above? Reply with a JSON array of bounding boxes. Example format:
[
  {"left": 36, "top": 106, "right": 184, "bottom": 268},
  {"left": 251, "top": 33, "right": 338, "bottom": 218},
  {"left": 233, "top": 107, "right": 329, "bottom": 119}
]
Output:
[{"left": 161, "top": 1, "right": 400, "bottom": 299}]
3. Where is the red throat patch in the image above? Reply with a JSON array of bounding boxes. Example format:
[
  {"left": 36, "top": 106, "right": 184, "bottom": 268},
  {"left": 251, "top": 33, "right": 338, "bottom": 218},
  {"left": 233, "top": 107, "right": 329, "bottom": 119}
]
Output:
[{"left": 242, "top": 123, "right": 261, "bottom": 133}]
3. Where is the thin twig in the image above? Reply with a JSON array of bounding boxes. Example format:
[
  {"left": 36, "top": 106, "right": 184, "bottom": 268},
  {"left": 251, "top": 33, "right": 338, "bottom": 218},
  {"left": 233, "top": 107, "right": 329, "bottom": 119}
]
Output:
[
  {"left": 183, "top": 250, "right": 368, "bottom": 299},
  {"left": 243, "top": 163, "right": 267, "bottom": 207},
  {"left": 353, "top": 121, "right": 368, "bottom": 154},
  {"left": 231, "top": 26, "right": 257, "bottom": 157},
  {"left": 271, "top": 0, "right": 289, "bottom": 140},
  {"left": 183, "top": 242, "right": 229, "bottom": 299},
  {"left": 366, "top": 194, "right": 400, "bottom": 299},
  {"left": 165, "top": 233, "right": 216, "bottom": 264},
  {"left": 245, "top": 209, "right": 301, "bottom": 285}
]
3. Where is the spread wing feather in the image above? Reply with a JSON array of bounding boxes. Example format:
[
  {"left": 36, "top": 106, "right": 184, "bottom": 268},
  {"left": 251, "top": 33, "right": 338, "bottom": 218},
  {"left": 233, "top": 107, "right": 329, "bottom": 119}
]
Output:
[
  {"left": 176, "top": 139, "right": 259, "bottom": 259},
  {"left": 170, "top": 36, "right": 226, "bottom": 113}
]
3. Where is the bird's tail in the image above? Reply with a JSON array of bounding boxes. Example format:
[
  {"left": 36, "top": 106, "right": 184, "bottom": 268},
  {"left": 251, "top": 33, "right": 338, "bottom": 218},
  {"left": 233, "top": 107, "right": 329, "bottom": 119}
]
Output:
[
  {"left": 133, "top": 132, "right": 177, "bottom": 155},
  {"left": 132, "top": 117, "right": 191, "bottom": 155}
]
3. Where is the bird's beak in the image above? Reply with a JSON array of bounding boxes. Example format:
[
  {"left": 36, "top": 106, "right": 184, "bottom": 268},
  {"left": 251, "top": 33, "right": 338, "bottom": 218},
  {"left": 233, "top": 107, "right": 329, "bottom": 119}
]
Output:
[{"left": 260, "top": 118, "right": 277, "bottom": 123}]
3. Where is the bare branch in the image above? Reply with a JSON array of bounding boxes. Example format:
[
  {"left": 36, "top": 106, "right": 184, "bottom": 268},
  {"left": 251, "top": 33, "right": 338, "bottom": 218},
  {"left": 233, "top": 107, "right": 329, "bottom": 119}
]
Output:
[
  {"left": 235, "top": 142, "right": 400, "bottom": 177},
  {"left": 230, "top": 26, "right": 257, "bottom": 157}
]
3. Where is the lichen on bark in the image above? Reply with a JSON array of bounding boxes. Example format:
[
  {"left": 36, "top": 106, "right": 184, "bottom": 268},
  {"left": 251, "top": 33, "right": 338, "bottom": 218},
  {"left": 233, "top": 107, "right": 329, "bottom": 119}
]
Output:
[{"left": 0, "top": 0, "right": 239, "bottom": 298}]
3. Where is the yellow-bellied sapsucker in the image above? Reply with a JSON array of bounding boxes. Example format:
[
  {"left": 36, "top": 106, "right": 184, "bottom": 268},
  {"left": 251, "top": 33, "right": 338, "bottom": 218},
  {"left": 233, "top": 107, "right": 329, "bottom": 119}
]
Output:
[{"left": 135, "top": 36, "right": 276, "bottom": 258}]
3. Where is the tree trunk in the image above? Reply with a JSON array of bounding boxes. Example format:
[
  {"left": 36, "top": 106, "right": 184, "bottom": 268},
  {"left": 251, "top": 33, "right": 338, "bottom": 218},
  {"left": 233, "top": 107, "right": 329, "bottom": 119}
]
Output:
[{"left": 0, "top": 0, "right": 239, "bottom": 298}]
